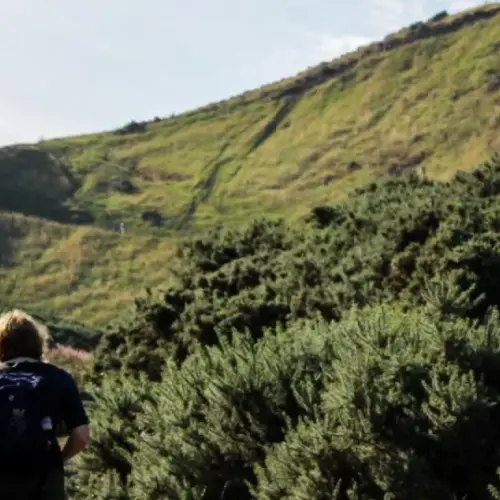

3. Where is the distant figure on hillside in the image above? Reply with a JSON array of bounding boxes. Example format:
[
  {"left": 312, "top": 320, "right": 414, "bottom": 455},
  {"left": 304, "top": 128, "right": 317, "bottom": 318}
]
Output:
[
  {"left": 120, "top": 222, "right": 125, "bottom": 235},
  {"left": 0, "top": 309, "right": 90, "bottom": 499}
]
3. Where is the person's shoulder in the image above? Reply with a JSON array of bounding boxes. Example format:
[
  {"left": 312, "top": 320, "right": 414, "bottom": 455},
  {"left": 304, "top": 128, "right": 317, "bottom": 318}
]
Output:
[{"left": 38, "top": 361, "right": 76, "bottom": 384}]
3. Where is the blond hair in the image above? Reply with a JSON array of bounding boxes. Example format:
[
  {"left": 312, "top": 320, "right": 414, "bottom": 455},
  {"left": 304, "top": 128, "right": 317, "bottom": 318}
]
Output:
[{"left": 0, "top": 309, "right": 49, "bottom": 362}]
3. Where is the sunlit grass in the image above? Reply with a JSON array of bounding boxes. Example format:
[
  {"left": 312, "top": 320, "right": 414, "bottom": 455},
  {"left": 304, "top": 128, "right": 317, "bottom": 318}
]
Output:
[
  {"left": 0, "top": 3, "right": 498, "bottom": 329},
  {"left": 0, "top": 212, "right": 176, "bottom": 326}
]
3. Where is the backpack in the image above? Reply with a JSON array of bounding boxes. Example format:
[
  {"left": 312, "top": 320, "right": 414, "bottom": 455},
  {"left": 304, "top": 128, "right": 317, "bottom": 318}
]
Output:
[{"left": 0, "top": 362, "right": 56, "bottom": 477}]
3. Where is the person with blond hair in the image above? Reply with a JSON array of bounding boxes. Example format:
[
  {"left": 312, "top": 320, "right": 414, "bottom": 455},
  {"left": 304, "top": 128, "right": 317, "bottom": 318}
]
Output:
[{"left": 0, "top": 309, "right": 90, "bottom": 499}]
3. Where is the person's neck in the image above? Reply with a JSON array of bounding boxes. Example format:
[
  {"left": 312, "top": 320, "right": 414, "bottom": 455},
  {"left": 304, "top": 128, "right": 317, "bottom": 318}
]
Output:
[{"left": 2, "top": 356, "right": 40, "bottom": 365}]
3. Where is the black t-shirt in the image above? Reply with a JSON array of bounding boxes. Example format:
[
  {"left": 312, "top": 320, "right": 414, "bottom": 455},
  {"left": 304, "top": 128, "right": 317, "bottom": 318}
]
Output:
[{"left": 1, "top": 360, "right": 89, "bottom": 468}]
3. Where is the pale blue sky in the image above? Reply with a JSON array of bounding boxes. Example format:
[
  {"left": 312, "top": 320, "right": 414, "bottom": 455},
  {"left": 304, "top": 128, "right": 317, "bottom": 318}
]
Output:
[{"left": 0, "top": 0, "right": 485, "bottom": 145}]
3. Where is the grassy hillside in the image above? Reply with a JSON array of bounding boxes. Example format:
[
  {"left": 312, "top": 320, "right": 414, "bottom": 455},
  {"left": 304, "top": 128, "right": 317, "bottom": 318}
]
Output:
[
  {"left": 0, "top": 211, "right": 174, "bottom": 326},
  {"left": 1, "top": 3, "right": 499, "bottom": 326}
]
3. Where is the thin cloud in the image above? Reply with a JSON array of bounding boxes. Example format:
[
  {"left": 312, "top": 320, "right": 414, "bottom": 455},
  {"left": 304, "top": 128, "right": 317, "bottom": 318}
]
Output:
[
  {"left": 310, "top": 0, "right": 487, "bottom": 61},
  {"left": 304, "top": 0, "right": 426, "bottom": 64},
  {"left": 367, "top": 0, "right": 427, "bottom": 32},
  {"left": 368, "top": 0, "right": 487, "bottom": 31},
  {"left": 311, "top": 34, "right": 373, "bottom": 60},
  {"left": 445, "top": 0, "right": 488, "bottom": 13}
]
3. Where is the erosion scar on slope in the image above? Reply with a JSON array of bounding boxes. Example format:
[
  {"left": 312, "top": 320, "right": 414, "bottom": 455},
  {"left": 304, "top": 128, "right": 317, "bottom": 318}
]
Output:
[
  {"left": 177, "top": 142, "right": 233, "bottom": 229},
  {"left": 177, "top": 104, "right": 296, "bottom": 230},
  {"left": 247, "top": 97, "right": 299, "bottom": 155},
  {"left": 224, "top": 96, "right": 301, "bottom": 186}
]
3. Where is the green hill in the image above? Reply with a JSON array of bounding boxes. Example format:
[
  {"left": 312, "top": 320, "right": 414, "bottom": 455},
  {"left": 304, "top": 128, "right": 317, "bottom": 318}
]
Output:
[{"left": 1, "top": 3, "right": 500, "bottom": 327}]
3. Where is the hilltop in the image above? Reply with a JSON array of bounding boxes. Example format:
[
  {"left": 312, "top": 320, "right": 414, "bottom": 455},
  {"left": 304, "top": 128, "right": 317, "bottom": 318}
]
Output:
[{"left": 1, "top": 3, "right": 499, "bottom": 326}]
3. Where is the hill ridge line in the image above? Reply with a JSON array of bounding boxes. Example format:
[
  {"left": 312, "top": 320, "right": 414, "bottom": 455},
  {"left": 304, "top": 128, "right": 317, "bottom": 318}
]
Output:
[
  {"left": 170, "top": 4, "right": 500, "bottom": 119},
  {"left": 10, "top": 4, "right": 499, "bottom": 145}
]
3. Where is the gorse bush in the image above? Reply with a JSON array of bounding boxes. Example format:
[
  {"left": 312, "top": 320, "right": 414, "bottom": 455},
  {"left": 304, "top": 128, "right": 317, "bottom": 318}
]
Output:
[
  {"left": 94, "top": 154, "right": 500, "bottom": 380},
  {"left": 77, "top": 302, "right": 500, "bottom": 498},
  {"left": 73, "top": 154, "right": 500, "bottom": 498},
  {"left": 67, "top": 374, "right": 154, "bottom": 499}
]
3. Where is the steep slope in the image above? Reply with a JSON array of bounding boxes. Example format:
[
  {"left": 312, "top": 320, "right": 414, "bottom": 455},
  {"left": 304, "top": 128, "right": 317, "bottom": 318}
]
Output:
[{"left": 1, "top": 3, "right": 499, "bottom": 326}]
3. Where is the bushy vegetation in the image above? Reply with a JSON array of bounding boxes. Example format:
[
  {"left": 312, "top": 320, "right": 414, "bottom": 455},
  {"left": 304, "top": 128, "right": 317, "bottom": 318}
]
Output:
[
  {"left": 0, "top": 5, "right": 498, "bottom": 497},
  {"left": 65, "top": 154, "right": 500, "bottom": 498},
  {"left": 428, "top": 10, "right": 449, "bottom": 23}
]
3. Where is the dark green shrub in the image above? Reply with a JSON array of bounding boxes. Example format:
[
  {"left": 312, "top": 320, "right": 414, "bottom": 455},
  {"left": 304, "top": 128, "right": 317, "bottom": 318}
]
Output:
[
  {"left": 93, "top": 155, "right": 500, "bottom": 381},
  {"left": 68, "top": 374, "right": 155, "bottom": 499},
  {"left": 254, "top": 305, "right": 500, "bottom": 499},
  {"left": 126, "top": 322, "right": 335, "bottom": 499},
  {"left": 428, "top": 10, "right": 449, "bottom": 23},
  {"left": 79, "top": 154, "right": 500, "bottom": 498},
  {"left": 80, "top": 299, "right": 500, "bottom": 499}
]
